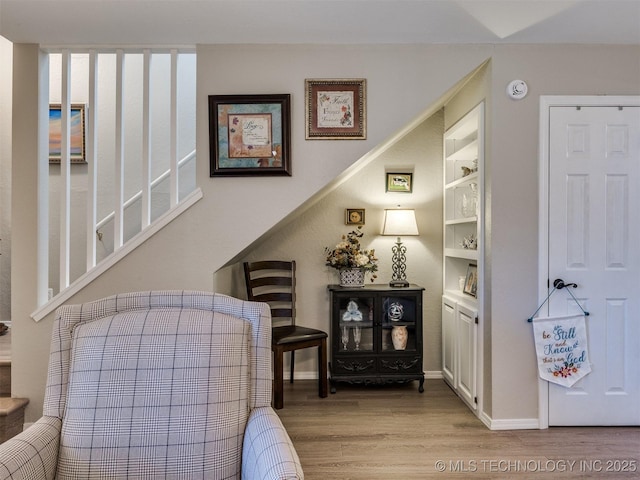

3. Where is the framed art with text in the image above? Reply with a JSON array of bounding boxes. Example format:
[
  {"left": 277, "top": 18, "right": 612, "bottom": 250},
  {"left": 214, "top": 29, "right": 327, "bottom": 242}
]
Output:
[
  {"left": 305, "top": 79, "right": 366, "bottom": 140},
  {"left": 209, "top": 94, "right": 291, "bottom": 176}
]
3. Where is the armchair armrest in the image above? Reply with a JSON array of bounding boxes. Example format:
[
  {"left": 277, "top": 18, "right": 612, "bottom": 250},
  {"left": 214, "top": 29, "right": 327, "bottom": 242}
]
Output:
[
  {"left": 242, "top": 407, "right": 303, "bottom": 480},
  {"left": 0, "top": 416, "right": 61, "bottom": 480}
]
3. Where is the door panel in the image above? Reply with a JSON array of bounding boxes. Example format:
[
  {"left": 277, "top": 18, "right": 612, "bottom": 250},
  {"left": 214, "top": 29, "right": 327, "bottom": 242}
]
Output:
[
  {"left": 441, "top": 297, "right": 456, "bottom": 387},
  {"left": 456, "top": 303, "right": 477, "bottom": 410},
  {"left": 548, "top": 105, "right": 640, "bottom": 425}
]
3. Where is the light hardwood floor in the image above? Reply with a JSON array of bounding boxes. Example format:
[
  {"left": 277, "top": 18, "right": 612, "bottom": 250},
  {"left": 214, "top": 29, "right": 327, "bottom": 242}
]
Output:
[{"left": 276, "top": 380, "right": 640, "bottom": 479}]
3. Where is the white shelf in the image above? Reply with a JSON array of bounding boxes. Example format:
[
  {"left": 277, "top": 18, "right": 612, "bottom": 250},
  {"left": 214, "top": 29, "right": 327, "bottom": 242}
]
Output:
[
  {"left": 445, "top": 172, "right": 479, "bottom": 190},
  {"left": 444, "top": 248, "right": 478, "bottom": 260},
  {"left": 446, "top": 139, "right": 478, "bottom": 162},
  {"left": 445, "top": 216, "right": 477, "bottom": 226},
  {"left": 445, "top": 110, "right": 479, "bottom": 141}
]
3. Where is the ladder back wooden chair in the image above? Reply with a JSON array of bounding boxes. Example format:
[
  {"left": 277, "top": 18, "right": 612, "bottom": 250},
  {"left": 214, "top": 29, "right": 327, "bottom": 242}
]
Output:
[{"left": 244, "top": 260, "right": 328, "bottom": 409}]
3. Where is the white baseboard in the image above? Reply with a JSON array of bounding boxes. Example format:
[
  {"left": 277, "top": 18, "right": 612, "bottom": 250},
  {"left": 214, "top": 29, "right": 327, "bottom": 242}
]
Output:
[
  {"left": 485, "top": 417, "right": 541, "bottom": 430},
  {"left": 479, "top": 410, "right": 493, "bottom": 429}
]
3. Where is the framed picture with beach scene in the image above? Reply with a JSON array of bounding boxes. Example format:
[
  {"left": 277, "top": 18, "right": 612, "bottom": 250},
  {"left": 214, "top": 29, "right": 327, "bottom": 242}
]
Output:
[{"left": 49, "top": 104, "right": 86, "bottom": 164}]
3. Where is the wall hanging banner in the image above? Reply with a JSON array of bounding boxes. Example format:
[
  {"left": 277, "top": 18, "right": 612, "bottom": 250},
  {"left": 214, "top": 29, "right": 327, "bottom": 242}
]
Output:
[{"left": 532, "top": 314, "right": 591, "bottom": 387}]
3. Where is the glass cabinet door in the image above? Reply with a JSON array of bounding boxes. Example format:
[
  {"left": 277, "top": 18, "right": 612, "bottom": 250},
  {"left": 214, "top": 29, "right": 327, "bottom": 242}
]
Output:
[
  {"left": 381, "top": 295, "right": 418, "bottom": 352},
  {"left": 337, "top": 295, "right": 374, "bottom": 352}
]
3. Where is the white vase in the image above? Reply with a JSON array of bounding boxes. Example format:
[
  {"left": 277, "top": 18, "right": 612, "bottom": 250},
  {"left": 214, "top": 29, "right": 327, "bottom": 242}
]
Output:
[
  {"left": 391, "top": 325, "right": 408, "bottom": 350},
  {"left": 339, "top": 268, "right": 365, "bottom": 287}
]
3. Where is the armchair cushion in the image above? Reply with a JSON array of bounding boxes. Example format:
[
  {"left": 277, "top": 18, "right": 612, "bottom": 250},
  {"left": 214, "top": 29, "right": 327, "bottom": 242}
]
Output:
[{"left": 58, "top": 308, "right": 250, "bottom": 478}]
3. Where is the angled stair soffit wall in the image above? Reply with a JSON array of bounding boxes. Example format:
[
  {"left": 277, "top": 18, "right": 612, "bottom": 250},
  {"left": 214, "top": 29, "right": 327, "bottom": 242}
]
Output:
[{"left": 221, "top": 60, "right": 490, "bottom": 270}]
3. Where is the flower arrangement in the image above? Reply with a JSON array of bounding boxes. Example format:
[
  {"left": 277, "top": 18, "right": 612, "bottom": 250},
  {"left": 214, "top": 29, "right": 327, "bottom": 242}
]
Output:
[{"left": 325, "top": 226, "right": 378, "bottom": 281}]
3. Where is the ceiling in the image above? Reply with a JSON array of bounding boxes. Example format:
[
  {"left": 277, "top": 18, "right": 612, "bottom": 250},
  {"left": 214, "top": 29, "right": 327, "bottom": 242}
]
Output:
[{"left": 0, "top": 0, "right": 639, "bottom": 46}]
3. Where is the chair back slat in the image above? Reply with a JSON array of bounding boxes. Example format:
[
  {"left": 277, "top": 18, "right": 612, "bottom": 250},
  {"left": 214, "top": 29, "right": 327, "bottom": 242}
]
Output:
[
  {"left": 244, "top": 260, "right": 296, "bottom": 326},
  {"left": 270, "top": 308, "right": 294, "bottom": 319},
  {"left": 249, "top": 277, "right": 292, "bottom": 289}
]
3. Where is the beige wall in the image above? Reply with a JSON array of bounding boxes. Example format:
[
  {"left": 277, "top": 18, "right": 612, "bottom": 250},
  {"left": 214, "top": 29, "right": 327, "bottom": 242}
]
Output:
[
  {"left": 10, "top": 43, "right": 640, "bottom": 425},
  {"left": 226, "top": 109, "right": 445, "bottom": 379},
  {"left": 488, "top": 45, "right": 639, "bottom": 420}
]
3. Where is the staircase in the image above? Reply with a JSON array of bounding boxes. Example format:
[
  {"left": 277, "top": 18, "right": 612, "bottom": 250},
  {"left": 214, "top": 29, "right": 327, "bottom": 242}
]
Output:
[{"left": 0, "top": 328, "right": 29, "bottom": 443}]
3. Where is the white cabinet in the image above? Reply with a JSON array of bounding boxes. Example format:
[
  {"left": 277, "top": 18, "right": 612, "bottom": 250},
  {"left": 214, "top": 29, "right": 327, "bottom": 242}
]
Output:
[
  {"left": 455, "top": 301, "right": 477, "bottom": 409},
  {"left": 442, "top": 295, "right": 477, "bottom": 410},
  {"left": 442, "top": 102, "right": 483, "bottom": 412},
  {"left": 441, "top": 297, "right": 456, "bottom": 386}
]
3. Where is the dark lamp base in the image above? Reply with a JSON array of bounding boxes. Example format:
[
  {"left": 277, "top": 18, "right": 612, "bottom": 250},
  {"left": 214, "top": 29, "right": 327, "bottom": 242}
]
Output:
[{"left": 389, "top": 280, "right": 410, "bottom": 288}]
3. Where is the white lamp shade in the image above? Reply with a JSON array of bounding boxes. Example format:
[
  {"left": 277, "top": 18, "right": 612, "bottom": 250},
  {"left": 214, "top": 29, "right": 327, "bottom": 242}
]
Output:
[{"left": 382, "top": 209, "right": 419, "bottom": 236}]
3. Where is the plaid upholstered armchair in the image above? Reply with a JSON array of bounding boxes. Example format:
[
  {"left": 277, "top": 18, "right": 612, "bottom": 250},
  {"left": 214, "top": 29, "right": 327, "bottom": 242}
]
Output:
[{"left": 0, "top": 291, "right": 303, "bottom": 479}]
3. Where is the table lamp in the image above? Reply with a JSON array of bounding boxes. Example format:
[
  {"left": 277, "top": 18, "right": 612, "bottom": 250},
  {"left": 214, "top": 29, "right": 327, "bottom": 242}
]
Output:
[{"left": 381, "top": 208, "right": 419, "bottom": 287}]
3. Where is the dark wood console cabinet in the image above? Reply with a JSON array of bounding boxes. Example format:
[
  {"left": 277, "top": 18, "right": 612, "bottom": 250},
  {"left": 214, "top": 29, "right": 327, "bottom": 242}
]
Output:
[{"left": 328, "top": 284, "right": 425, "bottom": 393}]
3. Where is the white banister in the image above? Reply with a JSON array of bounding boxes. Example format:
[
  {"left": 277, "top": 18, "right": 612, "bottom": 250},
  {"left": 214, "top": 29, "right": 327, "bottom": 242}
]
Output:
[
  {"left": 170, "top": 49, "right": 178, "bottom": 207},
  {"left": 59, "top": 49, "right": 71, "bottom": 289},
  {"left": 95, "top": 149, "right": 196, "bottom": 232},
  {"left": 35, "top": 47, "right": 196, "bottom": 315},
  {"left": 86, "top": 50, "right": 98, "bottom": 270},
  {"left": 114, "top": 49, "right": 125, "bottom": 250},
  {"left": 142, "top": 49, "right": 152, "bottom": 229},
  {"left": 32, "top": 187, "right": 203, "bottom": 322}
]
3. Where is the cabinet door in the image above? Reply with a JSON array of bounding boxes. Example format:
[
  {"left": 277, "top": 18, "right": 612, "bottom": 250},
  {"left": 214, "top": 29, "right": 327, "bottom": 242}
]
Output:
[
  {"left": 334, "top": 294, "right": 375, "bottom": 353},
  {"left": 441, "top": 296, "right": 456, "bottom": 387},
  {"left": 456, "top": 302, "right": 477, "bottom": 410},
  {"left": 380, "top": 294, "right": 419, "bottom": 353}
]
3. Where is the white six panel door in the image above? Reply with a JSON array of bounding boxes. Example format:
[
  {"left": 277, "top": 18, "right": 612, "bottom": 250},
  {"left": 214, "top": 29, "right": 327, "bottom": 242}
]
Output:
[{"left": 548, "top": 105, "right": 640, "bottom": 425}]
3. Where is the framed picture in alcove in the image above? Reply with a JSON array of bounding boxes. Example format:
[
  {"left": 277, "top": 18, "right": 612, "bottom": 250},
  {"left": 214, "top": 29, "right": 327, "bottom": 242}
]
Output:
[
  {"left": 386, "top": 172, "right": 413, "bottom": 193},
  {"left": 463, "top": 264, "right": 477, "bottom": 297}
]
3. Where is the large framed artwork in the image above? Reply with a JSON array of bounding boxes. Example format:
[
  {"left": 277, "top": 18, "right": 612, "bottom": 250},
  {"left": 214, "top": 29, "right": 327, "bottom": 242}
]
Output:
[
  {"left": 209, "top": 94, "right": 291, "bottom": 177},
  {"left": 49, "top": 104, "right": 86, "bottom": 164},
  {"left": 305, "top": 79, "right": 366, "bottom": 140}
]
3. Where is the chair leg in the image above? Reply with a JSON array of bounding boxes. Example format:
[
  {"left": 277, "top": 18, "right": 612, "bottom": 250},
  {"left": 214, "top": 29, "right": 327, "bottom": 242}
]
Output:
[
  {"left": 273, "top": 347, "right": 284, "bottom": 410},
  {"left": 290, "top": 351, "right": 295, "bottom": 384},
  {"left": 318, "top": 338, "right": 328, "bottom": 398}
]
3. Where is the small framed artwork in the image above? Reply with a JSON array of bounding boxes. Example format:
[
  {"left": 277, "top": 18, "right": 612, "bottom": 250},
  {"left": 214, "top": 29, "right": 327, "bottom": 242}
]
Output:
[
  {"left": 386, "top": 172, "right": 413, "bottom": 193},
  {"left": 49, "top": 104, "right": 86, "bottom": 164},
  {"left": 463, "top": 263, "right": 478, "bottom": 297},
  {"left": 209, "top": 94, "right": 291, "bottom": 176},
  {"left": 345, "top": 208, "right": 365, "bottom": 225},
  {"left": 305, "top": 78, "right": 366, "bottom": 140}
]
